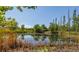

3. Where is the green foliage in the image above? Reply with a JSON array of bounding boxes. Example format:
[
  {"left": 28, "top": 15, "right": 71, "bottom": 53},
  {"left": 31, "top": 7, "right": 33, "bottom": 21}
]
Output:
[
  {"left": 16, "top": 6, "right": 37, "bottom": 12},
  {"left": 41, "top": 24, "right": 48, "bottom": 31},
  {"left": 6, "top": 18, "right": 18, "bottom": 30},
  {"left": 72, "top": 9, "right": 77, "bottom": 31},
  {"left": 34, "top": 24, "right": 42, "bottom": 33},
  {"left": 21, "top": 25, "right": 24, "bottom": 29},
  {"left": 0, "top": 6, "right": 13, "bottom": 12},
  {"left": 1, "top": 6, "right": 79, "bottom": 34},
  {"left": 49, "top": 18, "right": 58, "bottom": 33},
  {"left": 71, "top": 9, "right": 79, "bottom": 32},
  {"left": 0, "top": 6, "right": 36, "bottom": 33},
  {"left": 63, "top": 16, "right": 66, "bottom": 27},
  {"left": 34, "top": 24, "right": 47, "bottom": 33}
]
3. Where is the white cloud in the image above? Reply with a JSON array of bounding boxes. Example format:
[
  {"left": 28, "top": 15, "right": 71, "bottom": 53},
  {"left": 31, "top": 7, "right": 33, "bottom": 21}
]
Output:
[
  {"left": 25, "top": 25, "right": 33, "bottom": 28},
  {"left": 18, "top": 24, "right": 33, "bottom": 28}
]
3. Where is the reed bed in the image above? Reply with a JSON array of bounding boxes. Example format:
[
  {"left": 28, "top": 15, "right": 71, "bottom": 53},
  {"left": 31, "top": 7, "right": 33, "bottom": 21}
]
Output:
[{"left": 0, "top": 32, "right": 79, "bottom": 52}]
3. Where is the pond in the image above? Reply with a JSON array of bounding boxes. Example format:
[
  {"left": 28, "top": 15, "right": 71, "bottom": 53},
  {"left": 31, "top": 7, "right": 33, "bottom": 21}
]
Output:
[
  {"left": 16, "top": 33, "right": 79, "bottom": 52},
  {"left": 0, "top": 33, "right": 79, "bottom": 52},
  {"left": 17, "top": 34, "right": 79, "bottom": 46},
  {"left": 18, "top": 34, "right": 50, "bottom": 46}
]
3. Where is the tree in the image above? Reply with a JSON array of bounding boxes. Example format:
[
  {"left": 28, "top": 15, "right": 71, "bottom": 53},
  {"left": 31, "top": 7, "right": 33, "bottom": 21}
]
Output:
[
  {"left": 49, "top": 22, "right": 56, "bottom": 33},
  {"left": 41, "top": 24, "right": 47, "bottom": 32},
  {"left": 72, "top": 9, "right": 77, "bottom": 31},
  {"left": 0, "top": 6, "right": 36, "bottom": 12},
  {"left": 59, "top": 16, "right": 63, "bottom": 31},
  {"left": 6, "top": 18, "right": 18, "bottom": 30},
  {"left": 63, "top": 16, "right": 66, "bottom": 27},
  {"left": 34, "top": 24, "right": 43, "bottom": 33},
  {"left": 68, "top": 9, "right": 71, "bottom": 32},
  {"left": 0, "top": 6, "right": 36, "bottom": 31},
  {"left": 21, "top": 24, "right": 25, "bottom": 31},
  {"left": 62, "top": 16, "right": 66, "bottom": 31},
  {"left": 77, "top": 15, "right": 79, "bottom": 31},
  {"left": 0, "top": 7, "right": 13, "bottom": 27},
  {"left": 55, "top": 18, "right": 58, "bottom": 31},
  {"left": 16, "top": 6, "right": 36, "bottom": 12}
]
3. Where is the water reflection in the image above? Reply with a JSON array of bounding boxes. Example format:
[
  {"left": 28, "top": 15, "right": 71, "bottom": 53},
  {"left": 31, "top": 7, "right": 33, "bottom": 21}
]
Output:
[
  {"left": 32, "top": 35, "right": 40, "bottom": 41},
  {"left": 0, "top": 33, "right": 79, "bottom": 51},
  {"left": 32, "top": 35, "right": 46, "bottom": 41},
  {"left": 19, "top": 33, "right": 79, "bottom": 46},
  {"left": 48, "top": 34, "right": 59, "bottom": 42},
  {"left": 21, "top": 33, "right": 25, "bottom": 40},
  {"left": 19, "top": 34, "right": 49, "bottom": 45}
]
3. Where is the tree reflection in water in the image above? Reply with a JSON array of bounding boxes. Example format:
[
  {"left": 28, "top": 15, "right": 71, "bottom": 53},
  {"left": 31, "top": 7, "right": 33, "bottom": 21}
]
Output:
[
  {"left": 32, "top": 34, "right": 46, "bottom": 41},
  {"left": 21, "top": 33, "right": 25, "bottom": 40},
  {"left": 48, "top": 34, "right": 59, "bottom": 43}
]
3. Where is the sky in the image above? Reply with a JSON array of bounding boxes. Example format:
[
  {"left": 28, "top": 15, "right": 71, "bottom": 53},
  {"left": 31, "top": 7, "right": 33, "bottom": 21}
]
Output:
[{"left": 5, "top": 6, "right": 79, "bottom": 28}]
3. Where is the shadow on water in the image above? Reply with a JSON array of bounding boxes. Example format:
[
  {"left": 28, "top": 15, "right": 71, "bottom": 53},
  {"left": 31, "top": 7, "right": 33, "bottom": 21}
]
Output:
[
  {"left": 19, "top": 33, "right": 59, "bottom": 44},
  {"left": 48, "top": 33, "right": 59, "bottom": 42},
  {"left": 0, "top": 32, "right": 79, "bottom": 51},
  {"left": 32, "top": 34, "right": 46, "bottom": 41},
  {"left": 21, "top": 33, "right": 25, "bottom": 40},
  {"left": 17, "top": 33, "right": 79, "bottom": 45}
]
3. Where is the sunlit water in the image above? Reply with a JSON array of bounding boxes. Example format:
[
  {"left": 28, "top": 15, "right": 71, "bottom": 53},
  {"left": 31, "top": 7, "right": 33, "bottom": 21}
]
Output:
[
  {"left": 17, "top": 34, "right": 50, "bottom": 46},
  {"left": 17, "top": 34, "right": 79, "bottom": 46},
  {"left": 0, "top": 33, "right": 79, "bottom": 51}
]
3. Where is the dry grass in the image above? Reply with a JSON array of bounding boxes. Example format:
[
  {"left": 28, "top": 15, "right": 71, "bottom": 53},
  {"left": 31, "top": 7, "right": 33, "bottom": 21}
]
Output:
[
  {"left": 0, "top": 32, "right": 79, "bottom": 52},
  {"left": 60, "top": 32, "right": 79, "bottom": 40}
]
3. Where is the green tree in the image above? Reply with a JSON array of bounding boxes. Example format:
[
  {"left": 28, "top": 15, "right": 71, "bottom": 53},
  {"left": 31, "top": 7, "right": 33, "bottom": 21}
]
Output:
[
  {"left": 72, "top": 9, "right": 77, "bottom": 32},
  {"left": 16, "top": 6, "right": 36, "bottom": 12},
  {"left": 63, "top": 16, "right": 66, "bottom": 27},
  {"left": 62, "top": 16, "right": 66, "bottom": 31},
  {"left": 76, "top": 15, "right": 79, "bottom": 32},
  {"left": 34, "top": 24, "right": 43, "bottom": 33},
  {"left": 21, "top": 24, "right": 25, "bottom": 31},
  {"left": 0, "top": 6, "right": 36, "bottom": 31},
  {"left": 41, "top": 24, "right": 47, "bottom": 32},
  {"left": 6, "top": 18, "right": 18, "bottom": 30},
  {"left": 49, "top": 18, "right": 58, "bottom": 33},
  {"left": 68, "top": 9, "right": 71, "bottom": 32}
]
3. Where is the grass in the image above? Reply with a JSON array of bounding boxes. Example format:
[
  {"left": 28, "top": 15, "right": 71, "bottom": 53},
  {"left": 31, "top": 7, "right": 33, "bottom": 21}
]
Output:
[
  {"left": 0, "top": 30, "right": 79, "bottom": 52},
  {"left": 59, "top": 31, "right": 79, "bottom": 40}
]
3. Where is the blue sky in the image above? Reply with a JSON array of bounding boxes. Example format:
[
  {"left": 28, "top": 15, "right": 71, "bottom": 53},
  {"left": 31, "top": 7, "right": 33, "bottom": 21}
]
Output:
[{"left": 5, "top": 6, "right": 79, "bottom": 28}]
